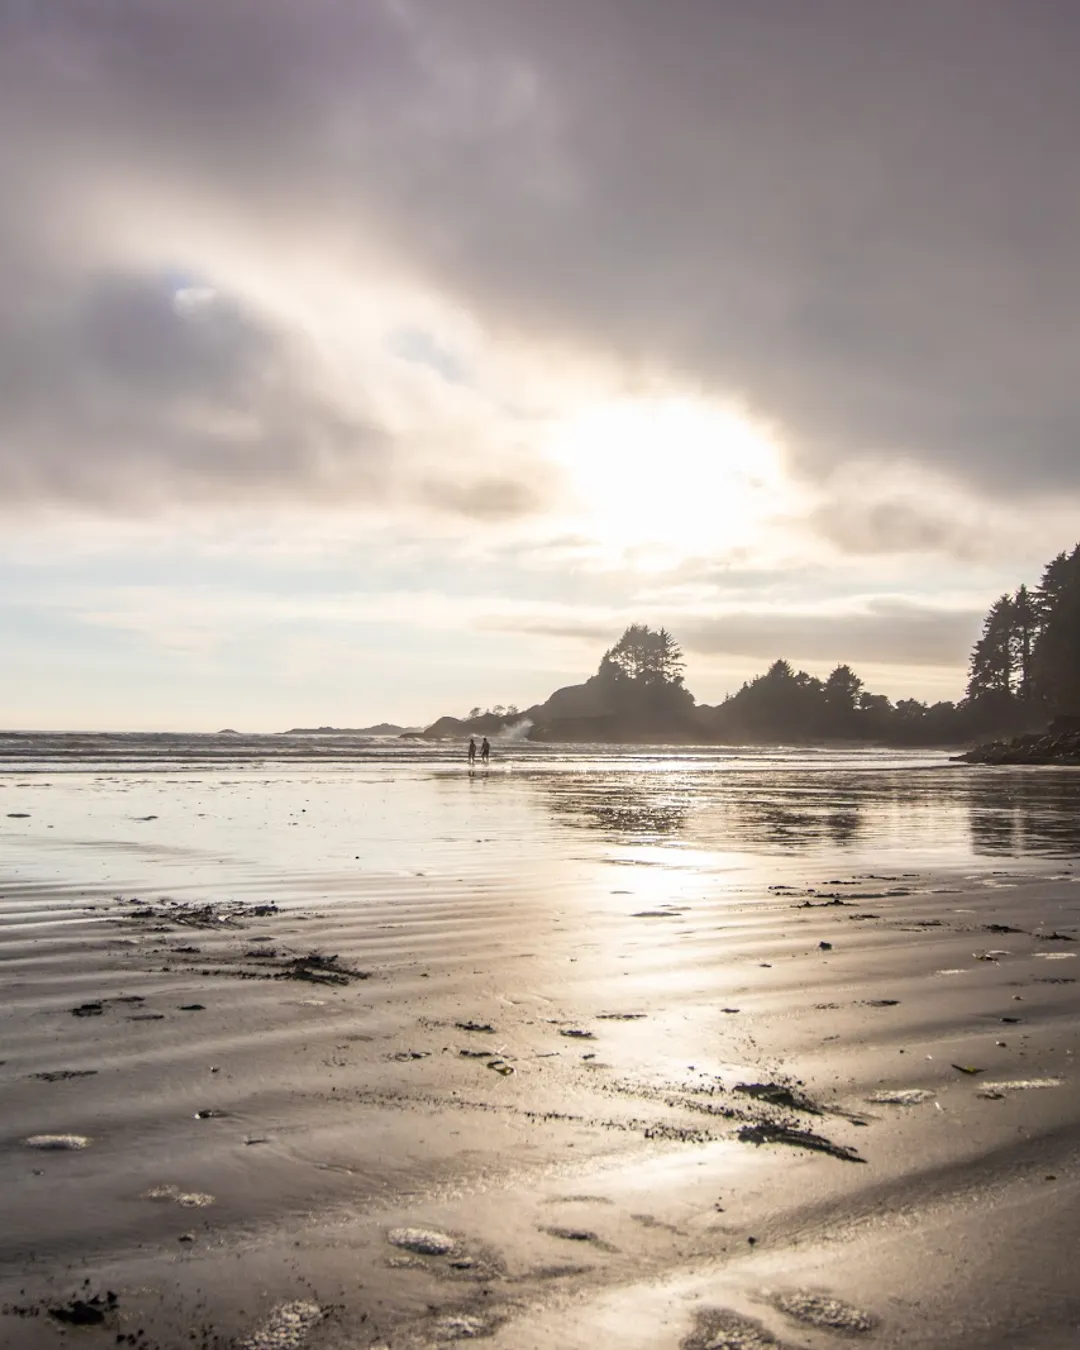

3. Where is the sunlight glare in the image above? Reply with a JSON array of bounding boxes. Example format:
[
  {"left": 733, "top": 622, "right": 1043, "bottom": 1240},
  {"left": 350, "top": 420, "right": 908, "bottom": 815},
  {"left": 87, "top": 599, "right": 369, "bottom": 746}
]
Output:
[{"left": 552, "top": 397, "right": 789, "bottom": 563}]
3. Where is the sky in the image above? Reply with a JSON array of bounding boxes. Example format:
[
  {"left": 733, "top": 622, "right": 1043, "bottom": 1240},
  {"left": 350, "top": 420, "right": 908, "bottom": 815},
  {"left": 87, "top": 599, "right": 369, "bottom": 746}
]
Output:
[{"left": 3, "top": 0, "right": 1080, "bottom": 730}]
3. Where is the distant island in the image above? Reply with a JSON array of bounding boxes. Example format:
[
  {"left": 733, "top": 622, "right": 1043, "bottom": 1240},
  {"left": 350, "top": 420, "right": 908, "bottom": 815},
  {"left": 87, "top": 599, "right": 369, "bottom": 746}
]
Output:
[
  {"left": 419, "top": 543, "right": 1080, "bottom": 754},
  {"left": 284, "top": 724, "right": 417, "bottom": 736}
]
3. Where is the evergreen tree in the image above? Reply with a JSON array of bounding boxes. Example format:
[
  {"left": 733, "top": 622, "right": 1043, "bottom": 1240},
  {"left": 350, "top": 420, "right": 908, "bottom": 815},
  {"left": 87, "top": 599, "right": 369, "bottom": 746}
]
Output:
[
  {"left": 1011, "top": 584, "right": 1039, "bottom": 703},
  {"left": 653, "top": 627, "right": 685, "bottom": 686},
  {"left": 823, "top": 664, "right": 863, "bottom": 735},
  {"left": 966, "top": 594, "right": 1017, "bottom": 702},
  {"left": 601, "top": 624, "right": 686, "bottom": 688},
  {"left": 1033, "top": 545, "right": 1080, "bottom": 715}
]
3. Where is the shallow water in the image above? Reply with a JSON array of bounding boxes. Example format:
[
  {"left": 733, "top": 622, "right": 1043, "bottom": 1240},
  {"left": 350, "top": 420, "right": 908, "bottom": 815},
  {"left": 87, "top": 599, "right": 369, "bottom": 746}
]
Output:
[{"left": 1, "top": 746, "right": 1079, "bottom": 903}]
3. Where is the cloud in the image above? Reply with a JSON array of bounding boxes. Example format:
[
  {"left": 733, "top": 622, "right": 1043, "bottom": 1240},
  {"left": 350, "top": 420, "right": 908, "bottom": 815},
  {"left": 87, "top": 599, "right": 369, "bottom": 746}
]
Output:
[
  {"left": 0, "top": 267, "right": 384, "bottom": 507},
  {"left": 681, "top": 598, "right": 981, "bottom": 670},
  {"left": 0, "top": 251, "right": 548, "bottom": 518},
  {"left": 4, "top": 1, "right": 1080, "bottom": 525}
]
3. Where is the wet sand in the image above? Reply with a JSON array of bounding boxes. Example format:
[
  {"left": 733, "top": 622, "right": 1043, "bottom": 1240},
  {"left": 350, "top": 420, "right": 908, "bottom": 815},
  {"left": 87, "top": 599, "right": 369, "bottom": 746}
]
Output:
[{"left": 2, "top": 758, "right": 1079, "bottom": 1348}]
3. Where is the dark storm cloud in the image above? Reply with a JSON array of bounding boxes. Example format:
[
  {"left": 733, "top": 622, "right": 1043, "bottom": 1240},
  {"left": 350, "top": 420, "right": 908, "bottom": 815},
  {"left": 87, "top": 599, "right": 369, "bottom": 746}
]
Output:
[{"left": 3, "top": 1, "right": 1080, "bottom": 513}]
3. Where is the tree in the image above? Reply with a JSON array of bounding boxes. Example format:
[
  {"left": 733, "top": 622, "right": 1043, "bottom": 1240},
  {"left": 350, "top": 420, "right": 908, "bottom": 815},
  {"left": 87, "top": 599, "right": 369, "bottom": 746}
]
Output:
[
  {"left": 966, "top": 594, "right": 1016, "bottom": 703},
  {"left": 1033, "top": 544, "right": 1080, "bottom": 715},
  {"left": 822, "top": 664, "right": 863, "bottom": 735},
  {"left": 715, "top": 659, "right": 826, "bottom": 741},
  {"left": 653, "top": 627, "right": 686, "bottom": 686},
  {"left": 1011, "top": 584, "right": 1038, "bottom": 703},
  {"left": 601, "top": 625, "right": 686, "bottom": 688},
  {"left": 824, "top": 664, "right": 863, "bottom": 711}
]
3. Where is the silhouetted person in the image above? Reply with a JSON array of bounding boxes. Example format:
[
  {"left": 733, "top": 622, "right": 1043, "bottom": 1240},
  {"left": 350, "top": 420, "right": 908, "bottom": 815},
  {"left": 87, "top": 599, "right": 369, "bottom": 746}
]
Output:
[
  {"left": 467, "top": 737, "right": 477, "bottom": 765},
  {"left": 480, "top": 737, "right": 490, "bottom": 764}
]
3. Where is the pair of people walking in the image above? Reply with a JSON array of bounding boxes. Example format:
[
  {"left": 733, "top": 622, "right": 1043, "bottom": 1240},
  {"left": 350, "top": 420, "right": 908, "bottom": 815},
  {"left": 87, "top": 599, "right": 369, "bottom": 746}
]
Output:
[{"left": 467, "top": 736, "right": 490, "bottom": 766}]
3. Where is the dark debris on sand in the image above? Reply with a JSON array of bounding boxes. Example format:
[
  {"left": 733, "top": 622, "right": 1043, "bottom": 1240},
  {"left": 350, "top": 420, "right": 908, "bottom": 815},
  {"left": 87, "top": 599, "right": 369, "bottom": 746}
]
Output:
[
  {"left": 738, "top": 1121, "right": 866, "bottom": 1163},
  {"left": 274, "top": 952, "right": 368, "bottom": 985},
  {"left": 48, "top": 1291, "right": 119, "bottom": 1326},
  {"left": 735, "top": 1082, "right": 822, "bottom": 1116},
  {"left": 181, "top": 949, "right": 370, "bottom": 985},
  {"left": 119, "top": 896, "right": 279, "bottom": 929}
]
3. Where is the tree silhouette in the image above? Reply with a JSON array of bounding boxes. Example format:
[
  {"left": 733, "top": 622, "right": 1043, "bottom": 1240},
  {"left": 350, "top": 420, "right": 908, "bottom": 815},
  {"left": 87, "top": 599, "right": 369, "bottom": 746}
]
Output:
[
  {"left": 601, "top": 624, "right": 686, "bottom": 688},
  {"left": 1011, "top": 584, "right": 1038, "bottom": 703},
  {"left": 1033, "top": 544, "right": 1080, "bottom": 715},
  {"left": 967, "top": 594, "right": 1017, "bottom": 704},
  {"left": 823, "top": 664, "right": 862, "bottom": 735}
]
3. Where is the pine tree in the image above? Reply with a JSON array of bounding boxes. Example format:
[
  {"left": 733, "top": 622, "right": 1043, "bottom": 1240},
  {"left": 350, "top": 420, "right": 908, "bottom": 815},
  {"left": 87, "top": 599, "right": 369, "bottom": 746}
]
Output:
[
  {"left": 1011, "top": 584, "right": 1039, "bottom": 703},
  {"left": 653, "top": 627, "right": 685, "bottom": 686},
  {"left": 1033, "top": 545, "right": 1080, "bottom": 715},
  {"left": 966, "top": 595, "right": 1016, "bottom": 702}
]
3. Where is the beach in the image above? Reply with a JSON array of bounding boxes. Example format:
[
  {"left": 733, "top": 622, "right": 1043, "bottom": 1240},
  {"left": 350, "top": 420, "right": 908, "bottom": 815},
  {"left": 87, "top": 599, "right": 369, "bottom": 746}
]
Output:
[{"left": 2, "top": 744, "right": 1079, "bottom": 1349}]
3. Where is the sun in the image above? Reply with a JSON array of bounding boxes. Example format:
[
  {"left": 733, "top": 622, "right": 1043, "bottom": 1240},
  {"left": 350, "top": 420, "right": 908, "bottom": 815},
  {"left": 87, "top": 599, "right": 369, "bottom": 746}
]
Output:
[{"left": 550, "top": 396, "right": 790, "bottom": 563}]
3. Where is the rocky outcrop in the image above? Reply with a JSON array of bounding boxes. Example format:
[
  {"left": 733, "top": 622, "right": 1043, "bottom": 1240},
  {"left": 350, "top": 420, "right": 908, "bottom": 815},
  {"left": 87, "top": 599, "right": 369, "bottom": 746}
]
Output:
[
  {"left": 957, "top": 724, "right": 1080, "bottom": 765},
  {"left": 417, "top": 712, "right": 520, "bottom": 740}
]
